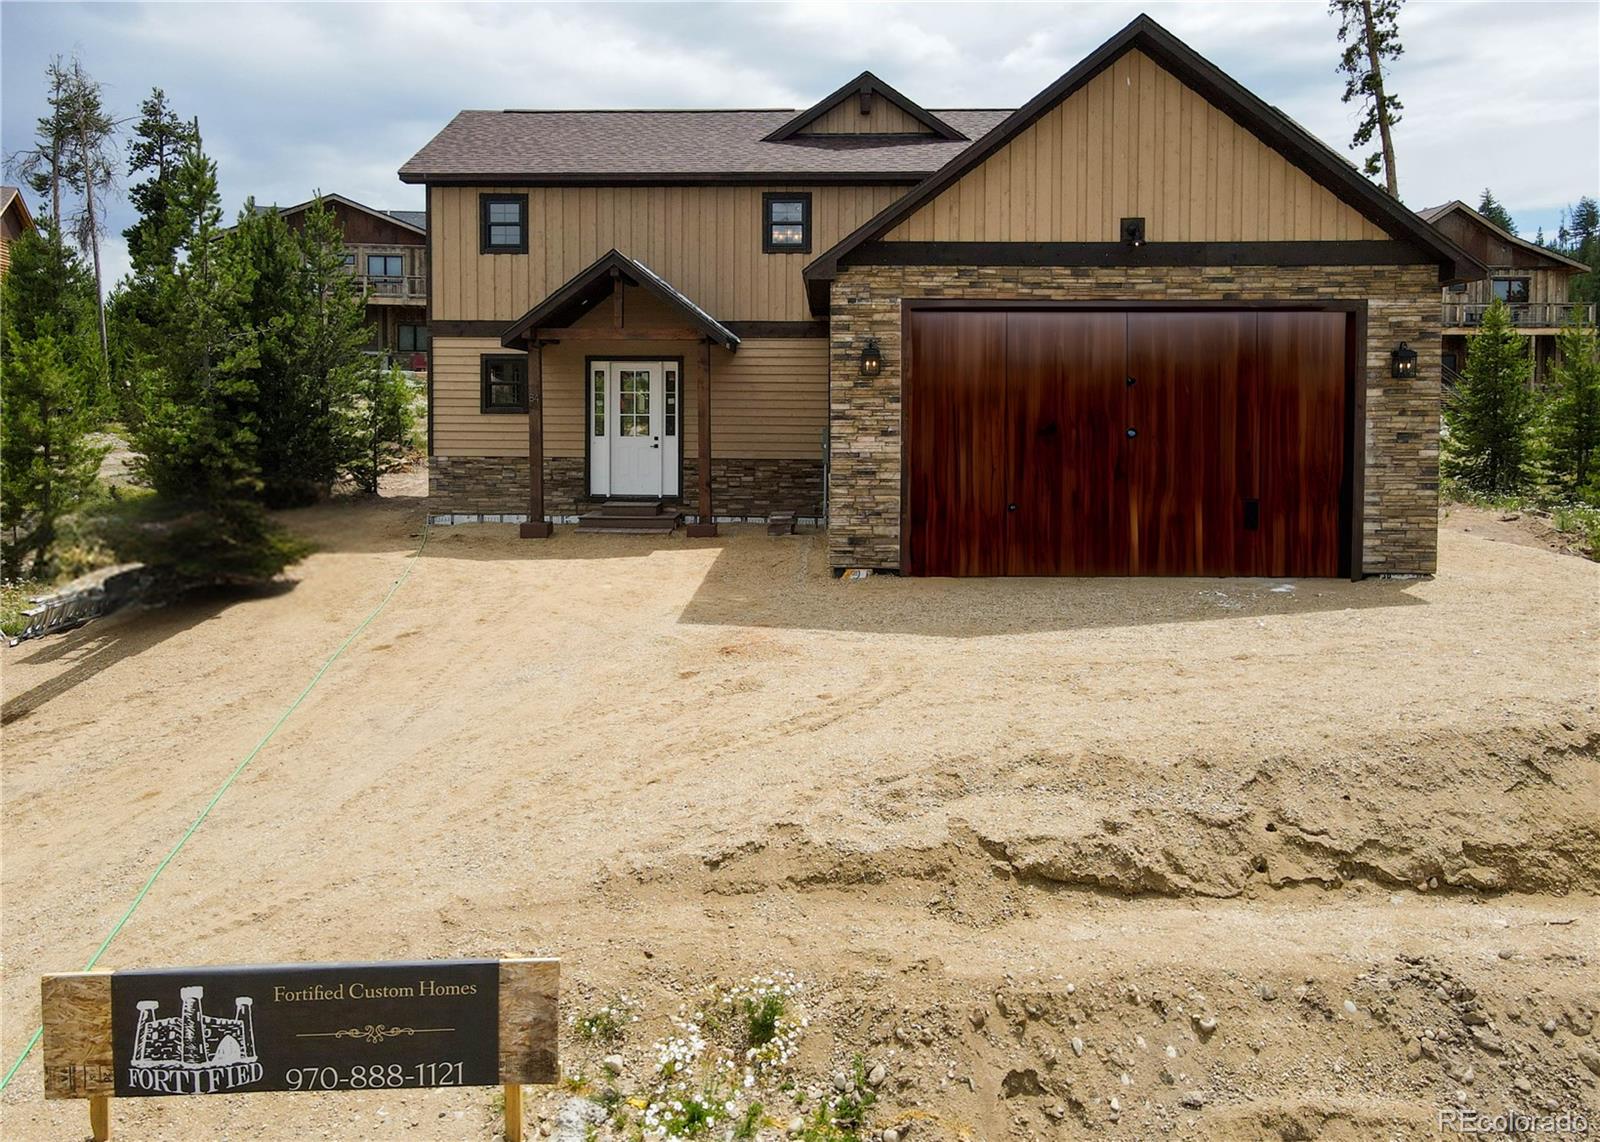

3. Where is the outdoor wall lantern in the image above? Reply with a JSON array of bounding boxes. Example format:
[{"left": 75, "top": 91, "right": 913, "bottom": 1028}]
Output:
[
  {"left": 859, "top": 337, "right": 884, "bottom": 377},
  {"left": 1120, "top": 217, "right": 1146, "bottom": 247},
  {"left": 1391, "top": 341, "right": 1418, "bottom": 379}
]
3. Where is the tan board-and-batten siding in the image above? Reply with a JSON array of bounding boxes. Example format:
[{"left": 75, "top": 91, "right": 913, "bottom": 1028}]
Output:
[
  {"left": 882, "top": 50, "right": 1388, "bottom": 244},
  {"left": 431, "top": 336, "right": 828, "bottom": 462},
  {"left": 796, "top": 97, "right": 937, "bottom": 136},
  {"left": 430, "top": 184, "right": 907, "bottom": 325}
]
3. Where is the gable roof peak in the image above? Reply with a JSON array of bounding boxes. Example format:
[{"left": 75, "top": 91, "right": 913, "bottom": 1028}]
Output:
[
  {"left": 803, "top": 11, "right": 1481, "bottom": 306},
  {"left": 1418, "top": 199, "right": 1589, "bottom": 270},
  {"left": 764, "top": 70, "right": 966, "bottom": 143}
]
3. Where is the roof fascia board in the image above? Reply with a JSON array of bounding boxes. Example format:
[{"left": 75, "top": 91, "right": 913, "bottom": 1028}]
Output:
[{"left": 400, "top": 172, "right": 930, "bottom": 187}]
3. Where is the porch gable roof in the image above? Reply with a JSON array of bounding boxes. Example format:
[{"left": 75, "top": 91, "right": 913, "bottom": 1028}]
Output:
[{"left": 500, "top": 248, "right": 741, "bottom": 350}]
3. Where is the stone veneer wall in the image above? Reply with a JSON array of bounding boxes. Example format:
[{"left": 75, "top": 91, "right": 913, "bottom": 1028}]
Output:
[
  {"left": 828, "top": 264, "right": 1441, "bottom": 574},
  {"left": 429, "top": 456, "right": 823, "bottom": 521}
]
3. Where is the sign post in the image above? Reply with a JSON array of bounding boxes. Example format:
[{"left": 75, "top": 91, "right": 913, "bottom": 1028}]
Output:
[{"left": 42, "top": 958, "right": 557, "bottom": 1139}]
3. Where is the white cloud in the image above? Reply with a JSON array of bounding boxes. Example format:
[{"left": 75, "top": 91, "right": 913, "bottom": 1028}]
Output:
[{"left": 3, "top": 0, "right": 1594, "bottom": 254}]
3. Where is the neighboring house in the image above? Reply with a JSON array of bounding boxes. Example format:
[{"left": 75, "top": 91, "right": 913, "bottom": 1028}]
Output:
[
  {"left": 1419, "top": 200, "right": 1593, "bottom": 382},
  {"left": 401, "top": 14, "right": 1480, "bottom": 579},
  {"left": 255, "top": 194, "right": 429, "bottom": 367},
  {"left": 0, "top": 185, "right": 36, "bottom": 278}
]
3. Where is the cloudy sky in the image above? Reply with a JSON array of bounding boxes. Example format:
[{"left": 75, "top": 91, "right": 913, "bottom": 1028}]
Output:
[{"left": 3, "top": 1, "right": 1596, "bottom": 290}]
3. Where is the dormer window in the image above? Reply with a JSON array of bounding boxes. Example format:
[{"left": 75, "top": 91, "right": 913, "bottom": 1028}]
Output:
[{"left": 763, "top": 193, "right": 812, "bottom": 254}]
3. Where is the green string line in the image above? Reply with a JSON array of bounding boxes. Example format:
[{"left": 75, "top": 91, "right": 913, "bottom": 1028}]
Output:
[{"left": 0, "top": 521, "right": 430, "bottom": 1094}]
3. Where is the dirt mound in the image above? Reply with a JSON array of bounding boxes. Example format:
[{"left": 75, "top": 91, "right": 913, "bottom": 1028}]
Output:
[{"left": 612, "top": 725, "right": 1600, "bottom": 910}]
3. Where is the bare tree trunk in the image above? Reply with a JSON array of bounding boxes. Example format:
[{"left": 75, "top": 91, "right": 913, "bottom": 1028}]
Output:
[
  {"left": 1360, "top": 0, "right": 1399, "bottom": 198},
  {"left": 80, "top": 118, "right": 111, "bottom": 374},
  {"left": 49, "top": 65, "right": 64, "bottom": 244}
]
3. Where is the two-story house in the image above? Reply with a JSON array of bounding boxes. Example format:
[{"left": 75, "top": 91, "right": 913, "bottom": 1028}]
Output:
[
  {"left": 1419, "top": 199, "right": 1593, "bottom": 383},
  {"left": 264, "top": 193, "right": 430, "bottom": 367},
  {"left": 402, "top": 15, "right": 1480, "bottom": 579}
]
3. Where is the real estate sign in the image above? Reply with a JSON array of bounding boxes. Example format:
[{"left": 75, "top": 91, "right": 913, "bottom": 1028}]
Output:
[{"left": 42, "top": 958, "right": 558, "bottom": 1100}]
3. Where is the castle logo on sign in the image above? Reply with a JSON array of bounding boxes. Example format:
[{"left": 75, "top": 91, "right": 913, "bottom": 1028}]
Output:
[{"left": 126, "top": 985, "right": 264, "bottom": 1094}]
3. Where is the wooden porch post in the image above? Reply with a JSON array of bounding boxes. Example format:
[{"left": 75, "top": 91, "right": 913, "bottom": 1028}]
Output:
[
  {"left": 519, "top": 340, "right": 553, "bottom": 538},
  {"left": 686, "top": 338, "right": 717, "bottom": 537}
]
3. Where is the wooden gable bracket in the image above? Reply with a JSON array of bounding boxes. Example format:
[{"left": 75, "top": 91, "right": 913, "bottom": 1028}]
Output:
[{"left": 610, "top": 267, "right": 624, "bottom": 331}]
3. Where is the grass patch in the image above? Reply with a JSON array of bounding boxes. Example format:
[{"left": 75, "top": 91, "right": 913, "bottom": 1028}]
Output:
[
  {"left": 1444, "top": 480, "right": 1600, "bottom": 560},
  {"left": 572, "top": 993, "right": 638, "bottom": 1044},
  {"left": 0, "top": 579, "right": 48, "bottom": 638}
]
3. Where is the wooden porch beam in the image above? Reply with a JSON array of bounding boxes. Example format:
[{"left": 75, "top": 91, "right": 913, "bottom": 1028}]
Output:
[
  {"left": 533, "top": 327, "right": 706, "bottom": 343},
  {"left": 610, "top": 267, "right": 624, "bottom": 332},
  {"left": 519, "top": 342, "right": 553, "bottom": 539},
  {"left": 686, "top": 338, "right": 716, "bottom": 537}
]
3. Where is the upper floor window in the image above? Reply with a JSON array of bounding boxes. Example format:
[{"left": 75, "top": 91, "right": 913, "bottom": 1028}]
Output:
[
  {"left": 367, "top": 254, "right": 404, "bottom": 278},
  {"left": 397, "top": 324, "right": 429, "bottom": 353},
  {"left": 1447, "top": 281, "right": 1467, "bottom": 294},
  {"left": 341, "top": 253, "right": 356, "bottom": 268},
  {"left": 481, "top": 194, "right": 529, "bottom": 254},
  {"left": 763, "top": 192, "right": 811, "bottom": 253},
  {"left": 481, "top": 355, "right": 527, "bottom": 412},
  {"left": 1492, "top": 277, "right": 1530, "bottom": 304}
]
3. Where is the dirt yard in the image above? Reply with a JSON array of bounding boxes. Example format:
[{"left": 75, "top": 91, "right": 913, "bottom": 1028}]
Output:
[{"left": 2, "top": 481, "right": 1596, "bottom": 1140}]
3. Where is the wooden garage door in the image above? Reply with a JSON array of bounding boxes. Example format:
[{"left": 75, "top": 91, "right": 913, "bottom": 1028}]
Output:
[{"left": 903, "top": 309, "right": 1349, "bottom": 577}]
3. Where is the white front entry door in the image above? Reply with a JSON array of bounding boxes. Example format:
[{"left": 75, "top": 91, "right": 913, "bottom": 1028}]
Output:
[{"left": 588, "top": 361, "right": 681, "bottom": 498}]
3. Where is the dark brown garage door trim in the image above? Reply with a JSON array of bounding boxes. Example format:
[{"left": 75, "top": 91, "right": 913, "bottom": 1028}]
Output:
[{"left": 898, "top": 299, "right": 1369, "bottom": 581}]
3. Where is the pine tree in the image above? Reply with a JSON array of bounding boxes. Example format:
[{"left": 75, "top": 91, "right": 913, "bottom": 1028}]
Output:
[
  {"left": 233, "top": 200, "right": 322, "bottom": 506},
  {"left": 1571, "top": 197, "right": 1600, "bottom": 247},
  {"left": 1564, "top": 196, "right": 1599, "bottom": 306},
  {"left": 1331, "top": 0, "right": 1405, "bottom": 197},
  {"left": 0, "top": 223, "right": 108, "bottom": 578},
  {"left": 115, "top": 134, "right": 309, "bottom": 585},
  {"left": 124, "top": 90, "right": 199, "bottom": 275},
  {"left": 1476, "top": 188, "right": 1517, "bottom": 236},
  {"left": 345, "top": 363, "right": 417, "bottom": 494},
  {"left": 1543, "top": 319, "right": 1600, "bottom": 500},
  {"left": 1443, "top": 299, "right": 1535, "bottom": 494},
  {"left": 129, "top": 137, "right": 259, "bottom": 506},
  {"left": 297, "top": 197, "right": 379, "bottom": 494}
]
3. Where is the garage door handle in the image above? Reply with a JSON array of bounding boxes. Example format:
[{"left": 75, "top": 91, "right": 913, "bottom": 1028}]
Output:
[
  {"left": 1008, "top": 503, "right": 1018, "bottom": 512},
  {"left": 1126, "top": 428, "right": 1138, "bottom": 438}
]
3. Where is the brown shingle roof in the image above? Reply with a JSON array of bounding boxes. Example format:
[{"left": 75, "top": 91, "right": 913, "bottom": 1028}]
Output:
[{"left": 397, "top": 109, "right": 1012, "bottom": 184}]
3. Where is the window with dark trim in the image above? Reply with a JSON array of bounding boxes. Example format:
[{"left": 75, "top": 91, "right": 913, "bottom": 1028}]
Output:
[
  {"left": 481, "top": 355, "right": 527, "bottom": 412},
  {"left": 1492, "top": 277, "right": 1530, "bottom": 304},
  {"left": 1447, "top": 281, "right": 1468, "bottom": 294},
  {"left": 367, "top": 253, "right": 404, "bottom": 278},
  {"left": 480, "top": 194, "right": 529, "bottom": 253},
  {"left": 762, "top": 192, "right": 812, "bottom": 253},
  {"left": 397, "top": 324, "right": 429, "bottom": 353}
]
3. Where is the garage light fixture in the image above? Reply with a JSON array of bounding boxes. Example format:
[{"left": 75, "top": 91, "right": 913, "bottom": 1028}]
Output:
[
  {"left": 1391, "top": 341, "right": 1418, "bottom": 380},
  {"left": 859, "top": 337, "right": 884, "bottom": 378},
  {"left": 1120, "top": 217, "right": 1145, "bottom": 247}
]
